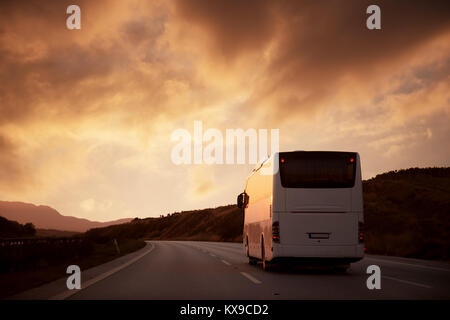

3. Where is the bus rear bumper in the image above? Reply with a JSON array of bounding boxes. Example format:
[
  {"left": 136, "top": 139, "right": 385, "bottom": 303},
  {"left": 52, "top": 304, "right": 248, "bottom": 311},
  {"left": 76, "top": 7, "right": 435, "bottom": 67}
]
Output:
[{"left": 272, "top": 244, "right": 364, "bottom": 263}]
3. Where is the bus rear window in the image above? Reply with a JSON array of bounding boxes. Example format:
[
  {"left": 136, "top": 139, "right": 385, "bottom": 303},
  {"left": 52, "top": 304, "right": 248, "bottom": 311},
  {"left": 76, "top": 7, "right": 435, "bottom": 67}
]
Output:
[{"left": 279, "top": 152, "right": 357, "bottom": 188}]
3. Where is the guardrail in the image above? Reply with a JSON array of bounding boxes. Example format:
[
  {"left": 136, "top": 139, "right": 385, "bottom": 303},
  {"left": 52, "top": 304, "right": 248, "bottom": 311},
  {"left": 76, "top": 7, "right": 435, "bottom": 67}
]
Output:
[
  {"left": 0, "top": 237, "right": 93, "bottom": 273},
  {"left": 0, "top": 237, "right": 84, "bottom": 246}
]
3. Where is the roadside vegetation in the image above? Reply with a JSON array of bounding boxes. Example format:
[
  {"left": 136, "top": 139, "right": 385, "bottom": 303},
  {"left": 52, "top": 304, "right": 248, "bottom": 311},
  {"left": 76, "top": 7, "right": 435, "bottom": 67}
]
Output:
[
  {"left": 0, "top": 216, "right": 36, "bottom": 238},
  {"left": 0, "top": 219, "right": 145, "bottom": 298},
  {"left": 85, "top": 205, "right": 243, "bottom": 243},
  {"left": 363, "top": 167, "right": 449, "bottom": 260}
]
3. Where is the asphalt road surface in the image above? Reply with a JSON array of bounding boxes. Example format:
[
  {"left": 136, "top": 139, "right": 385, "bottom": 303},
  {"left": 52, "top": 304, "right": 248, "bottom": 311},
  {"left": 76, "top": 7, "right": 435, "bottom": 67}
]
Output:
[{"left": 65, "top": 241, "right": 450, "bottom": 300}]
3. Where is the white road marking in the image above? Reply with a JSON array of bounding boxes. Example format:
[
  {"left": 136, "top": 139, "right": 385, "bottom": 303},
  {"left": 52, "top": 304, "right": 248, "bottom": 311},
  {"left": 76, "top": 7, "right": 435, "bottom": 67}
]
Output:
[
  {"left": 221, "top": 260, "right": 231, "bottom": 266},
  {"left": 240, "top": 272, "right": 262, "bottom": 284},
  {"left": 366, "top": 257, "right": 450, "bottom": 273},
  {"left": 50, "top": 242, "right": 155, "bottom": 300},
  {"left": 382, "top": 276, "right": 432, "bottom": 289},
  {"left": 209, "top": 253, "right": 216, "bottom": 257}
]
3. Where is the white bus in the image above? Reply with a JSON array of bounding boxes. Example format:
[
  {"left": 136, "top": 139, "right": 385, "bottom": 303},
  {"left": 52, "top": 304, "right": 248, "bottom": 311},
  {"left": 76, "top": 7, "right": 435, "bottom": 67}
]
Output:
[{"left": 237, "top": 151, "right": 364, "bottom": 271}]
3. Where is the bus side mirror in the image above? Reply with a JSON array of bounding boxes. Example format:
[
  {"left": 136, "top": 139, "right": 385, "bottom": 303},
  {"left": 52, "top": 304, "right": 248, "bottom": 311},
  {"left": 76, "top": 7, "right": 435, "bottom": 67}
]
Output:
[
  {"left": 237, "top": 192, "right": 248, "bottom": 209},
  {"left": 237, "top": 193, "right": 244, "bottom": 209}
]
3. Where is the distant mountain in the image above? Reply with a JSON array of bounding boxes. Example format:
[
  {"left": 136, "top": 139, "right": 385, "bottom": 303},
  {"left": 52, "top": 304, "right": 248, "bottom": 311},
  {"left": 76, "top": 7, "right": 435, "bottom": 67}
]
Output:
[
  {"left": 86, "top": 167, "right": 450, "bottom": 261},
  {"left": 0, "top": 201, "right": 132, "bottom": 232}
]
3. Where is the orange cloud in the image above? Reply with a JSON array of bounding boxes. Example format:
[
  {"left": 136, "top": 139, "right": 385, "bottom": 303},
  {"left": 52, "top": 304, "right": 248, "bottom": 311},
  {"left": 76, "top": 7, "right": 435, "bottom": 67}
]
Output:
[{"left": 0, "top": 0, "right": 448, "bottom": 220}]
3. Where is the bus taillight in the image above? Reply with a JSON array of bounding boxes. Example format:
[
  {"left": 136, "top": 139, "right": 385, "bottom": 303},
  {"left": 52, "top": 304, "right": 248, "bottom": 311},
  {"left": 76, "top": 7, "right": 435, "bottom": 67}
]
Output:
[
  {"left": 272, "top": 221, "right": 280, "bottom": 243},
  {"left": 358, "top": 221, "right": 364, "bottom": 243}
]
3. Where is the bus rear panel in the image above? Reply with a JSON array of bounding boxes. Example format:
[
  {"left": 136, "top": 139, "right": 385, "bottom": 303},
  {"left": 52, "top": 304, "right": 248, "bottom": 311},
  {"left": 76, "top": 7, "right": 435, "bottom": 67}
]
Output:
[{"left": 242, "top": 151, "right": 364, "bottom": 267}]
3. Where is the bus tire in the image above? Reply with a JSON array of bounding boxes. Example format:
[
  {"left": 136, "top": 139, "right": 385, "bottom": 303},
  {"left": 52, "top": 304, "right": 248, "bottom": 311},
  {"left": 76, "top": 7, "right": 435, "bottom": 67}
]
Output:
[
  {"left": 261, "top": 237, "right": 271, "bottom": 271},
  {"left": 246, "top": 237, "right": 257, "bottom": 265}
]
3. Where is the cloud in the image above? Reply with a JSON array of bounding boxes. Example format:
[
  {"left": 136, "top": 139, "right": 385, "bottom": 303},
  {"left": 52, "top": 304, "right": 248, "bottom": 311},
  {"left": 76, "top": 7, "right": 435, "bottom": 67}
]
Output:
[
  {"left": 171, "top": 0, "right": 275, "bottom": 60},
  {"left": 0, "top": 0, "right": 448, "bottom": 220},
  {"left": 80, "top": 198, "right": 112, "bottom": 213},
  {"left": 188, "top": 166, "right": 216, "bottom": 198},
  {"left": 171, "top": 0, "right": 450, "bottom": 121},
  {"left": 0, "top": 134, "right": 32, "bottom": 190}
]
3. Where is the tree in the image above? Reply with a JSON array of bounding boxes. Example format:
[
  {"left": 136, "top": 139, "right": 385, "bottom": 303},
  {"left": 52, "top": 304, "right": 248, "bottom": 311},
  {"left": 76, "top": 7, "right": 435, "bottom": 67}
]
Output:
[{"left": 23, "top": 223, "right": 36, "bottom": 236}]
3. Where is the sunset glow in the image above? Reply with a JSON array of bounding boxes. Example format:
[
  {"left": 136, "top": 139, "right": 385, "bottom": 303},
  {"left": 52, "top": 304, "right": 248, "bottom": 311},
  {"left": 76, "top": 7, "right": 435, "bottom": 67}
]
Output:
[{"left": 0, "top": 0, "right": 449, "bottom": 221}]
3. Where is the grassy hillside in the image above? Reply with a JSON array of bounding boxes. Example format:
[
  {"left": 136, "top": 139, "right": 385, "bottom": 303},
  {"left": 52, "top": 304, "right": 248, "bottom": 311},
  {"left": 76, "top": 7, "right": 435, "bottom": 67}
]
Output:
[
  {"left": 86, "top": 205, "right": 243, "bottom": 243},
  {"left": 35, "top": 229, "right": 80, "bottom": 237},
  {"left": 363, "top": 167, "right": 450, "bottom": 260}
]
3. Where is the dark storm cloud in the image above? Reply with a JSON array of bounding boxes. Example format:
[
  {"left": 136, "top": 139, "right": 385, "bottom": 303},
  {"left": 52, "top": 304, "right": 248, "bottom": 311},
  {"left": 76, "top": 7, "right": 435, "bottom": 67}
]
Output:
[
  {"left": 173, "top": 0, "right": 275, "bottom": 59},
  {"left": 0, "top": 43, "right": 121, "bottom": 124},
  {"left": 0, "top": 0, "right": 112, "bottom": 124},
  {"left": 0, "top": 0, "right": 173, "bottom": 126},
  {"left": 174, "top": 0, "right": 450, "bottom": 67},
  {"left": 173, "top": 0, "right": 450, "bottom": 115}
]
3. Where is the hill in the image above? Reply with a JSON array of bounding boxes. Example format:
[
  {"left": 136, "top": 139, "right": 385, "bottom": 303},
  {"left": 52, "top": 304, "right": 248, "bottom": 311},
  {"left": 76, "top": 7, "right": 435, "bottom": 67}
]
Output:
[
  {"left": 85, "top": 205, "right": 243, "bottom": 243},
  {"left": 363, "top": 167, "right": 450, "bottom": 260},
  {"left": 0, "top": 201, "right": 132, "bottom": 232},
  {"left": 35, "top": 229, "right": 80, "bottom": 238},
  {"left": 87, "top": 167, "right": 450, "bottom": 261}
]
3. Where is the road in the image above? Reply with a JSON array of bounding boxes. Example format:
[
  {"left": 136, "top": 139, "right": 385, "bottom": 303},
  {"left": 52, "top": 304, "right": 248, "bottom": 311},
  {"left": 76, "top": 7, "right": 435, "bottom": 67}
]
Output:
[{"left": 65, "top": 241, "right": 450, "bottom": 300}]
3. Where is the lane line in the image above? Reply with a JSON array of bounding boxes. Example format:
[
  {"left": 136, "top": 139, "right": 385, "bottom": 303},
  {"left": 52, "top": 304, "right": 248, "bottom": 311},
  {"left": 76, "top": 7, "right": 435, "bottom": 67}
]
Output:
[
  {"left": 221, "top": 260, "right": 231, "bottom": 266},
  {"left": 199, "top": 244, "right": 243, "bottom": 253},
  {"left": 188, "top": 244, "right": 450, "bottom": 273},
  {"left": 195, "top": 244, "right": 245, "bottom": 260},
  {"left": 192, "top": 243, "right": 245, "bottom": 265},
  {"left": 50, "top": 242, "right": 155, "bottom": 300},
  {"left": 366, "top": 257, "right": 450, "bottom": 273},
  {"left": 240, "top": 272, "right": 262, "bottom": 284},
  {"left": 382, "top": 276, "right": 432, "bottom": 289}
]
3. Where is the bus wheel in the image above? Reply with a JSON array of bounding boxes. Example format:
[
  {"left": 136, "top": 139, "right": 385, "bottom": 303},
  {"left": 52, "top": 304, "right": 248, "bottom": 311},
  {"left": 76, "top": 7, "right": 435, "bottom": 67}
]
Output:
[
  {"left": 246, "top": 238, "right": 257, "bottom": 265},
  {"left": 261, "top": 239, "right": 271, "bottom": 271}
]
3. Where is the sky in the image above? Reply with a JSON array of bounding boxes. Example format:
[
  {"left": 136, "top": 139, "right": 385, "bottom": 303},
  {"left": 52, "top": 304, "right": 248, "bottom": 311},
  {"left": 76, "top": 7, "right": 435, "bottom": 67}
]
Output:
[{"left": 0, "top": 0, "right": 449, "bottom": 221}]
